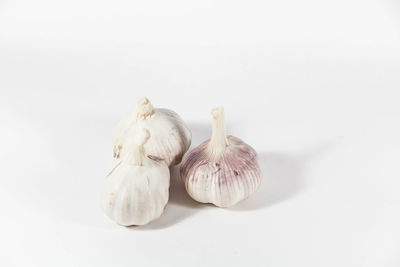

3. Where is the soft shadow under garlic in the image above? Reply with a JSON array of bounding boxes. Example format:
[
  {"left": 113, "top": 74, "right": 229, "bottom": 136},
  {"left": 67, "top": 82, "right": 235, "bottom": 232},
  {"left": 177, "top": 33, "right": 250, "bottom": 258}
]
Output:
[
  {"left": 231, "top": 138, "right": 341, "bottom": 211},
  {"left": 130, "top": 165, "right": 202, "bottom": 230},
  {"left": 121, "top": 122, "right": 216, "bottom": 230},
  {"left": 229, "top": 152, "right": 304, "bottom": 211}
]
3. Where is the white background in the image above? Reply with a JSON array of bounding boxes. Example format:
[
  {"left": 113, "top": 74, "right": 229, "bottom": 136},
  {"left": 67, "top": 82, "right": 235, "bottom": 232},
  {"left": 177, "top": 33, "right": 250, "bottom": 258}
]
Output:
[{"left": 1, "top": 0, "right": 400, "bottom": 266}]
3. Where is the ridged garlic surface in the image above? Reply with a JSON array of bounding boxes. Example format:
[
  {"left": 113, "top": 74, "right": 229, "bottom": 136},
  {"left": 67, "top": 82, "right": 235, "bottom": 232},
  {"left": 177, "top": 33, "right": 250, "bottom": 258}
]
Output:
[
  {"left": 101, "top": 129, "right": 170, "bottom": 226},
  {"left": 113, "top": 97, "right": 191, "bottom": 166},
  {"left": 180, "top": 107, "right": 262, "bottom": 208}
]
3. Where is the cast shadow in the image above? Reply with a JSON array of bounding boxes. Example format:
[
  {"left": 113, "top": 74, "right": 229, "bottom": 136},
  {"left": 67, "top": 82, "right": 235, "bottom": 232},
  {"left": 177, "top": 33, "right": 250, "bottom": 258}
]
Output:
[
  {"left": 130, "top": 165, "right": 203, "bottom": 230},
  {"left": 134, "top": 122, "right": 213, "bottom": 230},
  {"left": 230, "top": 152, "right": 303, "bottom": 211},
  {"left": 231, "top": 138, "right": 341, "bottom": 211},
  {"left": 132, "top": 124, "right": 341, "bottom": 228}
]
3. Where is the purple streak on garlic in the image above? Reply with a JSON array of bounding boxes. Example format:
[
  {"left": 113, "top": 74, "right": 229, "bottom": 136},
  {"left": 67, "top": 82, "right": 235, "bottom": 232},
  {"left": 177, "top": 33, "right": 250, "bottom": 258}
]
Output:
[
  {"left": 180, "top": 107, "right": 262, "bottom": 207},
  {"left": 113, "top": 97, "right": 191, "bottom": 166}
]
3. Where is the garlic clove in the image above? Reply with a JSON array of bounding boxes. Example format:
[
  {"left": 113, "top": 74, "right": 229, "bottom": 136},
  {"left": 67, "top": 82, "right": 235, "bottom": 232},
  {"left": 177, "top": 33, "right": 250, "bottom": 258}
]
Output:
[
  {"left": 101, "top": 128, "right": 170, "bottom": 226},
  {"left": 180, "top": 107, "right": 262, "bottom": 208},
  {"left": 113, "top": 97, "right": 191, "bottom": 166}
]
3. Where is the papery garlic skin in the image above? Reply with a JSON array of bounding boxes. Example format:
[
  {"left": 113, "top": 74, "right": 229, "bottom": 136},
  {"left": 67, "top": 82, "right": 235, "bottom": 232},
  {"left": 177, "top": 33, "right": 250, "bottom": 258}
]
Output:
[
  {"left": 113, "top": 97, "right": 191, "bottom": 166},
  {"left": 101, "top": 129, "right": 170, "bottom": 226},
  {"left": 180, "top": 107, "right": 262, "bottom": 208}
]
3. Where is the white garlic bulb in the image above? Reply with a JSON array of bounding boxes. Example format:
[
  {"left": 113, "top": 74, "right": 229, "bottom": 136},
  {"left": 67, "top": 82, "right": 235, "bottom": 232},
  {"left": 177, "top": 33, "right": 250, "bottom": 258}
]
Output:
[
  {"left": 180, "top": 107, "right": 262, "bottom": 208},
  {"left": 113, "top": 97, "right": 191, "bottom": 166},
  {"left": 101, "top": 128, "right": 170, "bottom": 226}
]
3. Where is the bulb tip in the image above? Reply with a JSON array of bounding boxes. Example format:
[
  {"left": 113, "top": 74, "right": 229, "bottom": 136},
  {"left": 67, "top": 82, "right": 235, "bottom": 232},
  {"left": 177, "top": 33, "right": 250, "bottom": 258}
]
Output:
[
  {"left": 137, "top": 97, "right": 150, "bottom": 105},
  {"left": 211, "top": 107, "right": 224, "bottom": 119},
  {"left": 135, "top": 97, "right": 154, "bottom": 120}
]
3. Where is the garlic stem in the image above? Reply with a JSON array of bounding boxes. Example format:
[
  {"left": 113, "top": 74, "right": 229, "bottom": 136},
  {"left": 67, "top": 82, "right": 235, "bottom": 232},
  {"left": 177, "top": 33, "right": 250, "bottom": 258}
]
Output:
[
  {"left": 135, "top": 97, "right": 155, "bottom": 121},
  {"left": 209, "top": 107, "right": 229, "bottom": 157},
  {"left": 126, "top": 128, "right": 150, "bottom": 166}
]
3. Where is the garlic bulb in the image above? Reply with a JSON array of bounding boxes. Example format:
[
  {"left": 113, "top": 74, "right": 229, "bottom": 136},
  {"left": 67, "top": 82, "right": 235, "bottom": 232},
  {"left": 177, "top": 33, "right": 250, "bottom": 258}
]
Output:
[
  {"left": 180, "top": 107, "right": 262, "bottom": 208},
  {"left": 113, "top": 97, "right": 191, "bottom": 166},
  {"left": 101, "top": 128, "right": 170, "bottom": 226}
]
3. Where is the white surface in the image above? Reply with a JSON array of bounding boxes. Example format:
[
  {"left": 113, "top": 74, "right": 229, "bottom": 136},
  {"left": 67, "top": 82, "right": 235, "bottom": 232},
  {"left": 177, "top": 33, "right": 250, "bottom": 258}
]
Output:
[{"left": 1, "top": 0, "right": 400, "bottom": 266}]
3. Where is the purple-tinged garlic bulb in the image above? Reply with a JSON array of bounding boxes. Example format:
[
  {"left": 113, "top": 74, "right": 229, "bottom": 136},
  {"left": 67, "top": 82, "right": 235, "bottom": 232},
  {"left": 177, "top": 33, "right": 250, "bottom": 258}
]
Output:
[
  {"left": 113, "top": 97, "right": 191, "bottom": 166},
  {"left": 180, "top": 107, "right": 262, "bottom": 207}
]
